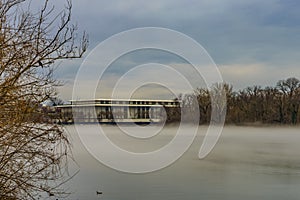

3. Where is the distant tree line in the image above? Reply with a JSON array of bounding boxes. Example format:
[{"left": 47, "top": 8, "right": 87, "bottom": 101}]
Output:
[{"left": 168, "top": 77, "right": 300, "bottom": 125}]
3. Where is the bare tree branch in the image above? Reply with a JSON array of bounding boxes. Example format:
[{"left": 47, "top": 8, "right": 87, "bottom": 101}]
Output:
[{"left": 0, "top": 0, "right": 88, "bottom": 199}]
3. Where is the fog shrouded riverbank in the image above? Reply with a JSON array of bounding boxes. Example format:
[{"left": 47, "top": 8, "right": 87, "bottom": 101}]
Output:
[{"left": 63, "top": 125, "right": 300, "bottom": 200}]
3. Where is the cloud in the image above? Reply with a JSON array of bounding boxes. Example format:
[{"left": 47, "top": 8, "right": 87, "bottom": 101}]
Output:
[
  {"left": 57, "top": 61, "right": 300, "bottom": 101},
  {"left": 219, "top": 63, "right": 300, "bottom": 90},
  {"left": 52, "top": 0, "right": 300, "bottom": 100},
  {"left": 70, "top": 0, "right": 300, "bottom": 66}
]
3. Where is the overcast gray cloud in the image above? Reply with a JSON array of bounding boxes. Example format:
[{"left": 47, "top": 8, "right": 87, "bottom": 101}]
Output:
[{"left": 52, "top": 0, "right": 300, "bottom": 100}]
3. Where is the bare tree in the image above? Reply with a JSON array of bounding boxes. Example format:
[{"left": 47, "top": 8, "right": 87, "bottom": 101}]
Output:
[
  {"left": 179, "top": 77, "right": 300, "bottom": 125},
  {"left": 0, "top": 0, "right": 88, "bottom": 199},
  {"left": 277, "top": 77, "right": 300, "bottom": 124},
  {"left": 210, "top": 83, "right": 227, "bottom": 124},
  {"left": 194, "top": 88, "right": 210, "bottom": 124}
]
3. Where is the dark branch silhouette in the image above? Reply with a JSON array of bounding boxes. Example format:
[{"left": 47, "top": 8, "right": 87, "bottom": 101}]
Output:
[{"left": 0, "top": 0, "right": 88, "bottom": 199}]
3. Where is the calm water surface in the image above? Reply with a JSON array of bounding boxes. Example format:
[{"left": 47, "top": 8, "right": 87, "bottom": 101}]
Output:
[{"left": 62, "top": 125, "right": 300, "bottom": 200}]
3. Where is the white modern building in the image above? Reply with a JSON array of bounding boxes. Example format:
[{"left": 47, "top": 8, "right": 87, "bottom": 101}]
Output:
[{"left": 56, "top": 98, "right": 180, "bottom": 123}]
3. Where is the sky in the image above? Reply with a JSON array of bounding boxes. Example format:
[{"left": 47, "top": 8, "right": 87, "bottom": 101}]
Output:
[{"left": 48, "top": 0, "right": 300, "bottom": 100}]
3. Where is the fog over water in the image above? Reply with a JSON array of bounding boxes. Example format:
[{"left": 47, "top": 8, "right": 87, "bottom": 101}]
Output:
[{"left": 63, "top": 125, "right": 300, "bottom": 200}]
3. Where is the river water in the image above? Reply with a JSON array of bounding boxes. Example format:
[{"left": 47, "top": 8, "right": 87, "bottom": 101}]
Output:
[{"left": 61, "top": 125, "right": 300, "bottom": 200}]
